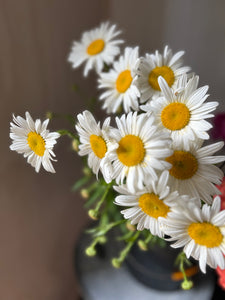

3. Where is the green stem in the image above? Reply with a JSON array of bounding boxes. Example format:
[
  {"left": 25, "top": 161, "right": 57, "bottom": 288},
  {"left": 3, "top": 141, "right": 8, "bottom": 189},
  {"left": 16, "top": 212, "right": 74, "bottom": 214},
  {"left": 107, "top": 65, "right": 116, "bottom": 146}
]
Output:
[
  {"left": 179, "top": 254, "right": 188, "bottom": 282},
  {"left": 94, "top": 219, "right": 126, "bottom": 237},
  {"left": 144, "top": 232, "right": 153, "bottom": 244},
  {"left": 117, "top": 230, "right": 134, "bottom": 241},
  {"left": 57, "top": 129, "right": 77, "bottom": 139},
  {"left": 118, "top": 231, "right": 140, "bottom": 263},
  {"left": 112, "top": 231, "right": 140, "bottom": 268},
  {"left": 95, "top": 182, "right": 113, "bottom": 212}
]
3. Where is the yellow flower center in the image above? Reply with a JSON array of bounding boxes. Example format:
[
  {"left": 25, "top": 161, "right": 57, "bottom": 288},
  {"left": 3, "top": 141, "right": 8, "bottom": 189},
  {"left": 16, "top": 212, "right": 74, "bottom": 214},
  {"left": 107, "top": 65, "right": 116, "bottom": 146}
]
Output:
[
  {"left": 90, "top": 134, "right": 107, "bottom": 159},
  {"left": 117, "top": 135, "right": 145, "bottom": 166},
  {"left": 27, "top": 132, "right": 45, "bottom": 156},
  {"left": 188, "top": 222, "right": 223, "bottom": 248},
  {"left": 161, "top": 103, "right": 190, "bottom": 131},
  {"left": 166, "top": 151, "right": 198, "bottom": 180},
  {"left": 116, "top": 70, "right": 133, "bottom": 93},
  {"left": 87, "top": 39, "right": 105, "bottom": 55},
  {"left": 139, "top": 193, "right": 170, "bottom": 218},
  {"left": 148, "top": 66, "right": 175, "bottom": 91}
]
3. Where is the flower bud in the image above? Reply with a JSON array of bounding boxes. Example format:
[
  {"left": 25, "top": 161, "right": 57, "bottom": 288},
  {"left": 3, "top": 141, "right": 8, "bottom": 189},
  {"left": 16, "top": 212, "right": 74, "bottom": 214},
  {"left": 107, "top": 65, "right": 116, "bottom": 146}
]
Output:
[
  {"left": 181, "top": 280, "right": 193, "bottom": 290},
  {"left": 72, "top": 139, "right": 79, "bottom": 152},
  {"left": 46, "top": 111, "right": 54, "bottom": 120},
  {"left": 85, "top": 246, "right": 96, "bottom": 257},
  {"left": 81, "top": 189, "right": 89, "bottom": 199},
  {"left": 83, "top": 167, "right": 92, "bottom": 177},
  {"left": 88, "top": 209, "right": 99, "bottom": 220},
  {"left": 126, "top": 222, "right": 136, "bottom": 232},
  {"left": 98, "top": 236, "right": 107, "bottom": 244},
  {"left": 138, "top": 240, "right": 148, "bottom": 251},
  {"left": 112, "top": 258, "right": 121, "bottom": 269}
]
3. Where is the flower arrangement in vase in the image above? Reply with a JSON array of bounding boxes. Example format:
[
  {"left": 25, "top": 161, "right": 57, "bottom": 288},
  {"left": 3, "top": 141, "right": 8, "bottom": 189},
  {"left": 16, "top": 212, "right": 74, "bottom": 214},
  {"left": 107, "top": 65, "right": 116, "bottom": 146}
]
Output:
[{"left": 9, "top": 22, "right": 225, "bottom": 291}]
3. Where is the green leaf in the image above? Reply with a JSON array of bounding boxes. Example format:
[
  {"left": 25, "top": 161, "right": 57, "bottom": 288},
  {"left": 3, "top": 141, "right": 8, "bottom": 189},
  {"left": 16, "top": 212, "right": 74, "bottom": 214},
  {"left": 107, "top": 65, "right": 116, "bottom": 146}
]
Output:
[
  {"left": 84, "top": 186, "right": 105, "bottom": 208},
  {"left": 85, "top": 227, "right": 100, "bottom": 235},
  {"left": 71, "top": 176, "right": 90, "bottom": 191}
]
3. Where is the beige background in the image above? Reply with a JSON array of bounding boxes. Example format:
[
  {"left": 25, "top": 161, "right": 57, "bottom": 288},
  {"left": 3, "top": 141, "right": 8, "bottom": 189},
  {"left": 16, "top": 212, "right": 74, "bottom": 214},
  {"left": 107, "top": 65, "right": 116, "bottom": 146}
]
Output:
[{"left": 1, "top": 0, "right": 225, "bottom": 299}]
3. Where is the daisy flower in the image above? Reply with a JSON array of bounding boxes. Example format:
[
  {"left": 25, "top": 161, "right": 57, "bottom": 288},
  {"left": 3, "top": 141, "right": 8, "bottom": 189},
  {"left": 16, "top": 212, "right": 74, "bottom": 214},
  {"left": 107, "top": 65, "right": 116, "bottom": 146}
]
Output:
[
  {"left": 165, "top": 141, "right": 225, "bottom": 204},
  {"left": 98, "top": 47, "right": 140, "bottom": 113},
  {"left": 160, "top": 196, "right": 225, "bottom": 273},
  {"left": 10, "top": 112, "right": 60, "bottom": 173},
  {"left": 76, "top": 110, "right": 117, "bottom": 182},
  {"left": 114, "top": 170, "right": 190, "bottom": 237},
  {"left": 134, "top": 45, "right": 191, "bottom": 103},
  {"left": 68, "top": 22, "right": 123, "bottom": 76},
  {"left": 109, "top": 112, "right": 172, "bottom": 192},
  {"left": 142, "top": 75, "right": 218, "bottom": 148}
]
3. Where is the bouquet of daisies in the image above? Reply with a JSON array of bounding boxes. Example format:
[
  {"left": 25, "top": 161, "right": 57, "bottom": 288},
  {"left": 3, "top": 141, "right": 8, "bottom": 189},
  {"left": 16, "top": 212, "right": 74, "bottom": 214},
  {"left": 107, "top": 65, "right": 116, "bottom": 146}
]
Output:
[{"left": 10, "top": 22, "right": 225, "bottom": 290}]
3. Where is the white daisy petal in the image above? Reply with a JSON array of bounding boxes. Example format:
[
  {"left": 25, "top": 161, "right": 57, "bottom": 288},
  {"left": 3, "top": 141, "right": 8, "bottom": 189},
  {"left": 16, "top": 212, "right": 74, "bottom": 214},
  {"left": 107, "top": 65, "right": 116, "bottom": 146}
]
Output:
[{"left": 158, "top": 76, "right": 174, "bottom": 102}]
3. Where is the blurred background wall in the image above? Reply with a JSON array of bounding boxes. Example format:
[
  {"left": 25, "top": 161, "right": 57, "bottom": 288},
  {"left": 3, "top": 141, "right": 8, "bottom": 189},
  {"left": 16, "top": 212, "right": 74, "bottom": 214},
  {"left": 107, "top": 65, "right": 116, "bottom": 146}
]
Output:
[{"left": 0, "top": 0, "right": 225, "bottom": 299}]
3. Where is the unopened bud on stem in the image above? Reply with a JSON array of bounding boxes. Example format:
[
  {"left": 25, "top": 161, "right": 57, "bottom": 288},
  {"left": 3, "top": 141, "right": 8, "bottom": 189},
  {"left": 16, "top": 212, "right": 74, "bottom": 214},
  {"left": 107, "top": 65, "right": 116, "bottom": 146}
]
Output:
[{"left": 88, "top": 209, "right": 99, "bottom": 220}]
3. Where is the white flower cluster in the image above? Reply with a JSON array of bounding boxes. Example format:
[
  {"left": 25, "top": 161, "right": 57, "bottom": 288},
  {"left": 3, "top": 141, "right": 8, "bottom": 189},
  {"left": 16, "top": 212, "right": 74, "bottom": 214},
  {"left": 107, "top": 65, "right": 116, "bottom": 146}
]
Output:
[
  {"left": 9, "top": 22, "right": 225, "bottom": 275},
  {"left": 71, "top": 22, "right": 225, "bottom": 273}
]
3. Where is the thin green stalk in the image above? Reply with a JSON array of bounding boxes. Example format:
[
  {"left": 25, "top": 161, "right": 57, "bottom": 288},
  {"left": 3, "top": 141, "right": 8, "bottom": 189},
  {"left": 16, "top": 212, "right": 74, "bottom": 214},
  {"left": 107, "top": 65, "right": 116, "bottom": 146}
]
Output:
[
  {"left": 57, "top": 129, "right": 77, "bottom": 139},
  {"left": 95, "top": 182, "right": 113, "bottom": 212},
  {"left": 112, "top": 231, "right": 140, "bottom": 268}
]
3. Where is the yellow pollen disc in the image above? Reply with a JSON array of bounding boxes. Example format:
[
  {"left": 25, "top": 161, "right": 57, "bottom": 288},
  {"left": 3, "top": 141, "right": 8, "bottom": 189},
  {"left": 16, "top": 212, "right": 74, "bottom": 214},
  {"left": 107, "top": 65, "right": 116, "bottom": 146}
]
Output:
[
  {"left": 90, "top": 134, "right": 107, "bottom": 159},
  {"left": 117, "top": 135, "right": 145, "bottom": 167},
  {"left": 116, "top": 70, "right": 133, "bottom": 93},
  {"left": 87, "top": 39, "right": 105, "bottom": 55},
  {"left": 27, "top": 132, "right": 45, "bottom": 156},
  {"left": 161, "top": 103, "right": 190, "bottom": 131},
  {"left": 188, "top": 222, "right": 223, "bottom": 248},
  {"left": 166, "top": 151, "right": 198, "bottom": 180},
  {"left": 138, "top": 193, "right": 170, "bottom": 218},
  {"left": 148, "top": 66, "right": 175, "bottom": 91}
]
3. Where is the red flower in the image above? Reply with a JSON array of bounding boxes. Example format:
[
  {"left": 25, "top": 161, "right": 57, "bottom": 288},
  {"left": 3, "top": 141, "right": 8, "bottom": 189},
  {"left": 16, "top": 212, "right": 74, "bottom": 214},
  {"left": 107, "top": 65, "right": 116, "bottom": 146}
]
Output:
[
  {"left": 217, "top": 266, "right": 225, "bottom": 290},
  {"left": 215, "top": 177, "right": 225, "bottom": 288},
  {"left": 215, "top": 176, "right": 225, "bottom": 211}
]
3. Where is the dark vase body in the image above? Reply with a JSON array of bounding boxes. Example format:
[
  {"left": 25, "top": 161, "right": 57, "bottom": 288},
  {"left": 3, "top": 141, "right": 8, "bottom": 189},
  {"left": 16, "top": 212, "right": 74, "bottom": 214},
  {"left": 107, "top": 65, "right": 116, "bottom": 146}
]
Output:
[{"left": 126, "top": 242, "right": 200, "bottom": 291}]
